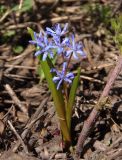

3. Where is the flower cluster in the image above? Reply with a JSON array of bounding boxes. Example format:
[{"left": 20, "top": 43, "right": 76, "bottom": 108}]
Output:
[{"left": 29, "top": 23, "right": 86, "bottom": 89}]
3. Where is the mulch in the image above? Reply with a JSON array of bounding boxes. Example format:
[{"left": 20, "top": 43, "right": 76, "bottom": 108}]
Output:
[{"left": 0, "top": 0, "right": 122, "bottom": 159}]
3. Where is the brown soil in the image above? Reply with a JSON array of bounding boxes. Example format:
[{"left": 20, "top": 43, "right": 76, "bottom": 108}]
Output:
[{"left": 0, "top": 0, "right": 122, "bottom": 159}]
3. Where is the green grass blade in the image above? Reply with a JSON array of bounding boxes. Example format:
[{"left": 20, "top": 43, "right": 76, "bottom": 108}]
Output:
[{"left": 66, "top": 68, "right": 81, "bottom": 131}]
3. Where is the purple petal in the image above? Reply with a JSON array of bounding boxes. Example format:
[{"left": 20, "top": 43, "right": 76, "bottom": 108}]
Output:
[
  {"left": 66, "top": 72, "right": 74, "bottom": 79},
  {"left": 42, "top": 52, "right": 48, "bottom": 61},
  {"left": 44, "top": 46, "right": 50, "bottom": 52},
  {"left": 61, "top": 23, "right": 68, "bottom": 35},
  {"left": 49, "top": 50, "right": 54, "bottom": 58},
  {"left": 57, "top": 79, "right": 63, "bottom": 90},
  {"left": 39, "top": 31, "right": 43, "bottom": 37},
  {"left": 73, "top": 51, "right": 78, "bottom": 59},
  {"left": 50, "top": 68, "right": 59, "bottom": 76},
  {"left": 62, "top": 62, "right": 67, "bottom": 73},
  {"left": 62, "top": 37, "right": 69, "bottom": 46},
  {"left": 53, "top": 36, "right": 60, "bottom": 45},
  {"left": 66, "top": 50, "right": 73, "bottom": 57},
  {"left": 56, "top": 24, "right": 61, "bottom": 35},
  {"left": 77, "top": 50, "right": 86, "bottom": 57},
  {"left": 34, "top": 32, "right": 37, "bottom": 40},
  {"left": 76, "top": 43, "right": 83, "bottom": 50},
  {"left": 46, "top": 27, "right": 55, "bottom": 34},
  {"left": 44, "top": 35, "right": 48, "bottom": 45},
  {"left": 57, "top": 72, "right": 62, "bottom": 77},
  {"left": 57, "top": 47, "right": 63, "bottom": 54},
  {"left": 29, "top": 40, "right": 37, "bottom": 45},
  {"left": 35, "top": 50, "right": 42, "bottom": 56},
  {"left": 50, "top": 68, "right": 56, "bottom": 72},
  {"left": 72, "top": 34, "right": 75, "bottom": 49},
  {"left": 53, "top": 76, "right": 60, "bottom": 82}
]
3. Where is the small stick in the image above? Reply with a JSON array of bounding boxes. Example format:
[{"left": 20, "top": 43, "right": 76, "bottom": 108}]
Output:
[
  {"left": 4, "top": 84, "right": 28, "bottom": 113},
  {"left": 4, "top": 64, "right": 36, "bottom": 70},
  {"left": 80, "top": 75, "right": 104, "bottom": 84},
  {"left": 5, "top": 45, "right": 34, "bottom": 73},
  {"left": 106, "top": 136, "right": 122, "bottom": 152},
  {"left": 13, "top": 98, "right": 48, "bottom": 152},
  {"left": 8, "top": 120, "right": 28, "bottom": 154},
  {"left": 4, "top": 73, "right": 33, "bottom": 80},
  {"left": 108, "top": 148, "right": 122, "bottom": 160},
  {"left": 76, "top": 55, "right": 122, "bottom": 157},
  {"left": 83, "top": 39, "right": 95, "bottom": 68}
]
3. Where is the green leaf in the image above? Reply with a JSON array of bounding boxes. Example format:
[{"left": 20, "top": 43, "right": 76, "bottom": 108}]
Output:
[
  {"left": 4, "top": 30, "right": 16, "bottom": 37},
  {"left": 0, "top": 5, "right": 6, "bottom": 16},
  {"left": 111, "top": 15, "right": 122, "bottom": 53},
  {"left": 27, "top": 27, "right": 35, "bottom": 40},
  {"left": 12, "top": 0, "right": 33, "bottom": 12},
  {"left": 13, "top": 45, "right": 23, "bottom": 54},
  {"left": 66, "top": 68, "right": 81, "bottom": 131},
  {"left": 40, "top": 57, "right": 71, "bottom": 143}
]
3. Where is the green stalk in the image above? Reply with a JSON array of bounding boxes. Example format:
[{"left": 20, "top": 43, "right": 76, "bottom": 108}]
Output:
[{"left": 40, "top": 58, "right": 71, "bottom": 143}]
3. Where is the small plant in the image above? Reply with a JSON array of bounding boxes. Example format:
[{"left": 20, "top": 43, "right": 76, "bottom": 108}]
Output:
[
  {"left": 28, "top": 24, "right": 86, "bottom": 147},
  {"left": 111, "top": 15, "right": 122, "bottom": 53},
  {"left": 87, "top": 3, "right": 111, "bottom": 25}
]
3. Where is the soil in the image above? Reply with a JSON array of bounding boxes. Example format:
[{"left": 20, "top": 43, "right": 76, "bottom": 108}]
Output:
[{"left": 0, "top": 0, "right": 122, "bottom": 159}]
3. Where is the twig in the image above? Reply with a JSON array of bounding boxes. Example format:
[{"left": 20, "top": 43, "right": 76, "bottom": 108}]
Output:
[
  {"left": 83, "top": 38, "right": 95, "bottom": 68},
  {"left": 38, "top": 0, "right": 79, "bottom": 3},
  {"left": 8, "top": 120, "right": 28, "bottom": 154},
  {"left": 0, "top": 9, "right": 11, "bottom": 23},
  {"left": 13, "top": 97, "right": 48, "bottom": 152},
  {"left": 0, "top": 99, "right": 39, "bottom": 106},
  {"left": 76, "top": 55, "right": 122, "bottom": 157},
  {"left": 0, "top": 15, "right": 83, "bottom": 32},
  {"left": 108, "top": 148, "right": 122, "bottom": 160},
  {"left": 111, "top": 0, "right": 122, "bottom": 17},
  {"left": 4, "top": 64, "right": 36, "bottom": 70},
  {"left": 4, "top": 84, "right": 28, "bottom": 113},
  {"left": 2, "top": 105, "right": 14, "bottom": 120},
  {"left": 5, "top": 45, "right": 34, "bottom": 73},
  {"left": 80, "top": 75, "right": 104, "bottom": 84},
  {"left": 4, "top": 73, "right": 33, "bottom": 80},
  {"left": 106, "top": 136, "right": 122, "bottom": 152}
]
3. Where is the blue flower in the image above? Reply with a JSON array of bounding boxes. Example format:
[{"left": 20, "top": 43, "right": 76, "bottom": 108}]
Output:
[
  {"left": 46, "top": 23, "right": 68, "bottom": 38},
  {"left": 66, "top": 35, "right": 86, "bottom": 59},
  {"left": 51, "top": 62, "right": 74, "bottom": 90},
  {"left": 53, "top": 37, "right": 69, "bottom": 55},
  {"left": 29, "top": 32, "right": 44, "bottom": 48},
  {"left": 29, "top": 32, "right": 57, "bottom": 61}
]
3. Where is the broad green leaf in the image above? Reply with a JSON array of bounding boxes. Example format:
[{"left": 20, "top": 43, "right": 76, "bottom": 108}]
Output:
[
  {"left": 40, "top": 57, "right": 71, "bottom": 142},
  {"left": 66, "top": 68, "right": 81, "bottom": 131}
]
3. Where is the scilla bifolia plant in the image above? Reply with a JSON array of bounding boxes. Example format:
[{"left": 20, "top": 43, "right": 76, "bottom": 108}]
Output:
[{"left": 28, "top": 24, "right": 86, "bottom": 147}]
